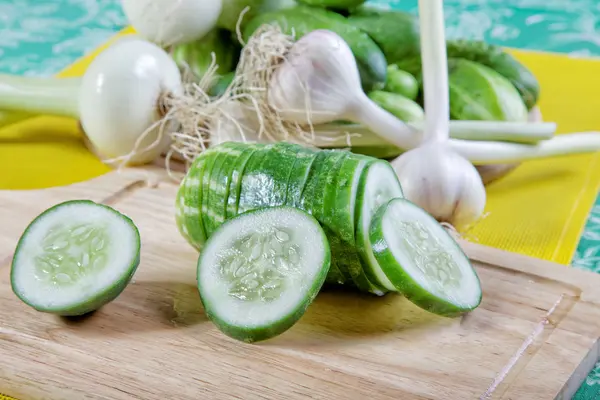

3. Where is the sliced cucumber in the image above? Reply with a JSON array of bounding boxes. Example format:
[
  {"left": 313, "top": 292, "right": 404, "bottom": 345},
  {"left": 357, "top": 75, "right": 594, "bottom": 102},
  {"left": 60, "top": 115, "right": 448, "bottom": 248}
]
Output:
[
  {"left": 176, "top": 170, "right": 205, "bottom": 251},
  {"left": 197, "top": 206, "right": 331, "bottom": 342},
  {"left": 10, "top": 200, "right": 140, "bottom": 316},
  {"left": 209, "top": 144, "right": 245, "bottom": 228},
  {"left": 355, "top": 160, "right": 404, "bottom": 292},
  {"left": 201, "top": 150, "right": 220, "bottom": 236},
  {"left": 299, "top": 150, "right": 328, "bottom": 214},
  {"left": 285, "top": 149, "right": 317, "bottom": 209},
  {"left": 226, "top": 145, "right": 259, "bottom": 219},
  {"left": 254, "top": 143, "right": 301, "bottom": 208},
  {"left": 237, "top": 144, "right": 273, "bottom": 214},
  {"left": 369, "top": 198, "right": 482, "bottom": 316}
]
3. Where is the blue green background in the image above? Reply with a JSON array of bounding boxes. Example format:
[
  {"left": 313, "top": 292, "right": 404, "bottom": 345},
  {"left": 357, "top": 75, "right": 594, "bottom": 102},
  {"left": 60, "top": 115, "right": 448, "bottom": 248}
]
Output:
[{"left": 1, "top": 0, "right": 600, "bottom": 397}]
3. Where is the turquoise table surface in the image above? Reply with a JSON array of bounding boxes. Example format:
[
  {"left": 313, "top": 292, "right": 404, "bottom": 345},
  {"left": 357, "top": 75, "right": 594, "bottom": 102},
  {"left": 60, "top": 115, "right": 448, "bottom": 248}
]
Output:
[{"left": 2, "top": 0, "right": 600, "bottom": 398}]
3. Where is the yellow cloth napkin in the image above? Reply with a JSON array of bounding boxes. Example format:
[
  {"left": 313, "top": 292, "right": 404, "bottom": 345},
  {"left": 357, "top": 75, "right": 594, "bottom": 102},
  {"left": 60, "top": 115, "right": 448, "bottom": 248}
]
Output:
[
  {"left": 468, "top": 49, "right": 600, "bottom": 266},
  {"left": 1, "top": 27, "right": 599, "bottom": 268}
]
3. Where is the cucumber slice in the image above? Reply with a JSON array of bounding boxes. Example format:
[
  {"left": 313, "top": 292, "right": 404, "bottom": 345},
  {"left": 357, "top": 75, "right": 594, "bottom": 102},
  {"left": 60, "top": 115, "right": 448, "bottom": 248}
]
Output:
[
  {"left": 355, "top": 160, "right": 404, "bottom": 292},
  {"left": 254, "top": 143, "right": 301, "bottom": 207},
  {"left": 197, "top": 206, "right": 331, "bottom": 342},
  {"left": 176, "top": 169, "right": 205, "bottom": 251},
  {"left": 333, "top": 155, "right": 370, "bottom": 246},
  {"left": 10, "top": 200, "right": 140, "bottom": 316},
  {"left": 299, "top": 151, "right": 328, "bottom": 214},
  {"left": 237, "top": 144, "right": 273, "bottom": 214},
  {"left": 369, "top": 198, "right": 482, "bottom": 316},
  {"left": 201, "top": 150, "right": 220, "bottom": 236},
  {"left": 226, "top": 145, "right": 259, "bottom": 219},
  {"left": 209, "top": 144, "right": 245, "bottom": 228},
  {"left": 285, "top": 149, "right": 317, "bottom": 209}
]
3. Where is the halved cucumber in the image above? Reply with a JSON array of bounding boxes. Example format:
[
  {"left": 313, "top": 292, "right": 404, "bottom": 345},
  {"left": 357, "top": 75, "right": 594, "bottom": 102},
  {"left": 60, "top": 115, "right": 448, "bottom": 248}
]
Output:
[
  {"left": 197, "top": 206, "right": 331, "bottom": 343},
  {"left": 369, "top": 198, "right": 482, "bottom": 316},
  {"left": 355, "top": 160, "right": 404, "bottom": 292},
  {"left": 10, "top": 200, "right": 140, "bottom": 316}
]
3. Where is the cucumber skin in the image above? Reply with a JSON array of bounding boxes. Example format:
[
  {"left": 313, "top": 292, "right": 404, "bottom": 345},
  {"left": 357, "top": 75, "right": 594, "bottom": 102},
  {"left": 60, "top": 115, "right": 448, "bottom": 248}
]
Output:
[
  {"left": 308, "top": 150, "right": 350, "bottom": 286},
  {"left": 368, "top": 198, "right": 482, "bottom": 317},
  {"left": 242, "top": 5, "right": 388, "bottom": 93},
  {"left": 197, "top": 206, "right": 331, "bottom": 343},
  {"left": 297, "top": 0, "right": 367, "bottom": 10},
  {"left": 10, "top": 200, "right": 141, "bottom": 317},
  {"left": 347, "top": 8, "right": 421, "bottom": 65},
  {"left": 353, "top": 160, "right": 403, "bottom": 293},
  {"left": 395, "top": 39, "right": 540, "bottom": 110},
  {"left": 367, "top": 90, "right": 424, "bottom": 123},
  {"left": 226, "top": 145, "right": 260, "bottom": 219},
  {"left": 384, "top": 65, "right": 419, "bottom": 101},
  {"left": 447, "top": 58, "right": 528, "bottom": 122}
]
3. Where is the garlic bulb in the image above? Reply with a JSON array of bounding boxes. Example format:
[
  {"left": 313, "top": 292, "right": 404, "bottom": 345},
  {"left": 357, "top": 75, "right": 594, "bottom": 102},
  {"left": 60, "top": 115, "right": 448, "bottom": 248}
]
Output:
[
  {"left": 267, "top": 29, "right": 420, "bottom": 149},
  {"left": 392, "top": 142, "right": 486, "bottom": 230}
]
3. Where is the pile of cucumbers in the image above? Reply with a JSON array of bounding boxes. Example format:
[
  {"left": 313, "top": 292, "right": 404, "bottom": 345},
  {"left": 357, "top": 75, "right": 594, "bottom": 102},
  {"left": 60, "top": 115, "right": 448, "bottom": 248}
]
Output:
[
  {"left": 172, "top": 1, "right": 539, "bottom": 128},
  {"left": 176, "top": 141, "right": 483, "bottom": 342}
]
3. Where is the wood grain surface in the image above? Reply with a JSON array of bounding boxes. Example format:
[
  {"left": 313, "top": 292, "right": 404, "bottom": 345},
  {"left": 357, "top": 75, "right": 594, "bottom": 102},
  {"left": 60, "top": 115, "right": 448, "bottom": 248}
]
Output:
[{"left": 0, "top": 165, "right": 599, "bottom": 400}]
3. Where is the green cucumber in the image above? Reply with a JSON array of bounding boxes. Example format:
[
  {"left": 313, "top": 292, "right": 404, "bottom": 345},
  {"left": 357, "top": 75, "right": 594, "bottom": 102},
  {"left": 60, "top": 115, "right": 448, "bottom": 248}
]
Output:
[
  {"left": 254, "top": 143, "right": 302, "bottom": 208},
  {"left": 177, "top": 168, "right": 206, "bottom": 251},
  {"left": 197, "top": 206, "right": 331, "bottom": 342},
  {"left": 384, "top": 64, "right": 419, "bottom": 101},
  {"left": 201, "top": 150, "right": 220, "bottom": 237},
  {"left": 171, "top": 28, "right": 240, "bottom": 79},
  {"left": 210, "top": 144, "right": 247, "bottom": 228},
  {"left": 242, "top": 5, "right": 388, "bottom": 92},
  {"left": 347, "top": 8, "right": 421, "bottom": 65},
  {"left": 369, "top": 198, "right": 482, "bottom": 316},
  {"left": 309, "top": 150, "right": 349, "bottom": 286},
  {"left": 355, "top": 160, "right": 404, "bottom": 292},
  {"left": 226, "top": 145, "right": 260, "bottom": 219},
  {"left": 447, "top": 58, "right": 528, "bottom": 122},
  {"left": 297, "top": 0, "right": 367, "bottom": 10},
  {"left": 299, "top": 150, "right": 329, "bottom": 215},
  {"left": 207, "top": 149, "right": 231, "bottom": 230},
  {"left": 11, "top": 200, "right": 140, "bottom": 316},
  {"left": 285, "top": 149, "right": 318, "bottom": 209},
  {"left": 367, "top": 90, "right": 424, "bottom": 122},
  {"left": 237, "top": 144, "right": 273, "bottom": 214}
]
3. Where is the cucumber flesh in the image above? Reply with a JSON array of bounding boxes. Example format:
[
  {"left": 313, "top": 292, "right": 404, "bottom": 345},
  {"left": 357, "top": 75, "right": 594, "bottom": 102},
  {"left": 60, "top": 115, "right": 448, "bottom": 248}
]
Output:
[
  {"left": 197, "top": 206, "right": 331, "bottom": 343},
  {"left": 369, "top": 198, "right": 482, "bottom": 316},
  {"left": 10, "top": 200, "right": 140, "bottom": 316},
  {"left": 355, "top": 160, "right": 404, "bottom": 292}
]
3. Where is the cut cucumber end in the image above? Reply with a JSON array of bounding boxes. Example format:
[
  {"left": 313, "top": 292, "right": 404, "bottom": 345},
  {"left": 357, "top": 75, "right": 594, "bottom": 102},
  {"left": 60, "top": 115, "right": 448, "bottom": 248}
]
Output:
[
  {"left": 369, "top": 198, "right": 483, "bottom": 317},
  {"left": 197, "top": 206, "right": 331, "bottom": 343},
  {"left": 355, "top": 160, "right": 404, "bottom": 293},
  {"left": 10, "top": 200, "right": 141, "bottom": 317}
]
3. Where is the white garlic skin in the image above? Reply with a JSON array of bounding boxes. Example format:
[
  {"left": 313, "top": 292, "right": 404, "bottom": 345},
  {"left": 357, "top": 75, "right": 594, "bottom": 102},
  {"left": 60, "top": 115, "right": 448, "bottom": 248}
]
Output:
[
  {"left": 391, "top": 142, "right": 487, "bottom": 230},
  {"left": 268, "top": 29, "right": 363, "bottom": 124}
]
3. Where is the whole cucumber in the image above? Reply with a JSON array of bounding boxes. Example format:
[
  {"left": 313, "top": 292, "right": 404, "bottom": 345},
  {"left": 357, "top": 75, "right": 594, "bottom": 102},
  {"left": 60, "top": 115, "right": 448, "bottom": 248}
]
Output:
[
  {"left": 242, "top": 5, "right": 387, "bottom": 92},
  {"left": 171, "top": 28, "right": 240, "bottom": 78},
  {"left": 347, "top": 8, "right": 421, "bottom": 65},
  {"left": 297, "top": 0, "right": 367, "bottom": 10},
  {"left": 447, "top": 58, "right": 528, "bottom": 122},
  {"left": 367, "top": 91, "right": 424, "bottom": 122},
  {"left": 395, "top": 39, "right": 540, "bottom": 110},
  {"left": 384, "top": 65, "right": 419, "bottom": 101},
  {"left": 447, "top": 39, "right": 539, "bottom": 110}
]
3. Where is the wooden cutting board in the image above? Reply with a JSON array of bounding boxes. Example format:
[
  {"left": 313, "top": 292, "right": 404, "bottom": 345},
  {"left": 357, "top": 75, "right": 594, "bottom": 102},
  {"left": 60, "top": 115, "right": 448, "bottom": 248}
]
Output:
[{"left": 1, "top": 165, "right": 600, "bottom": 400}]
